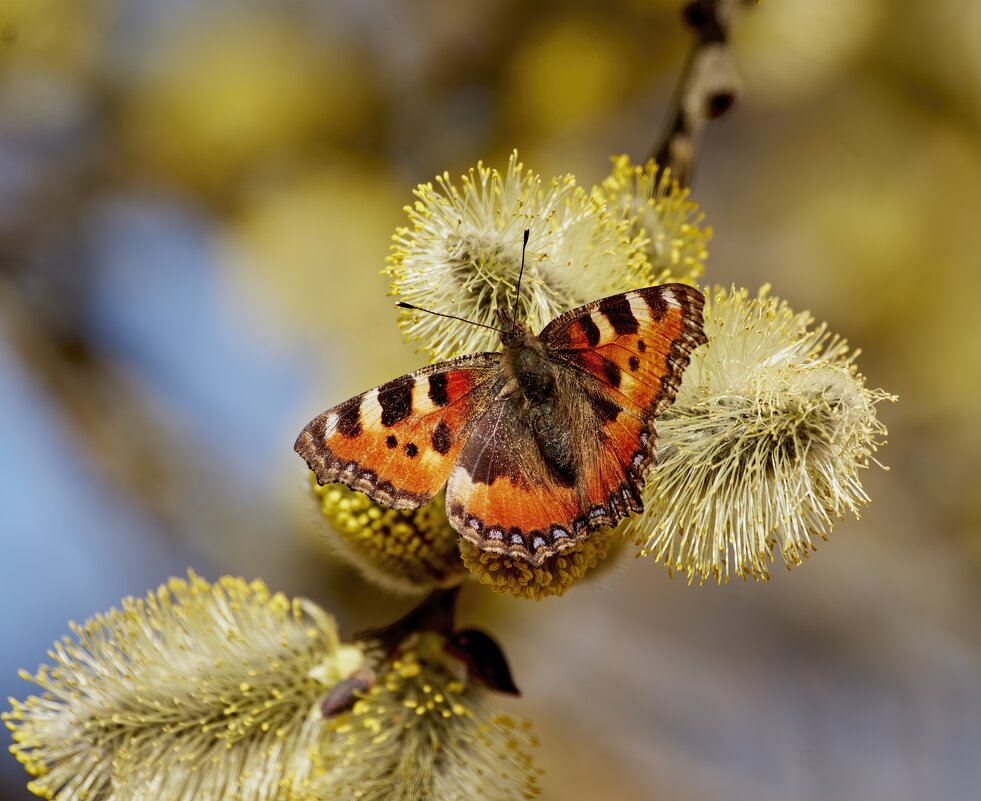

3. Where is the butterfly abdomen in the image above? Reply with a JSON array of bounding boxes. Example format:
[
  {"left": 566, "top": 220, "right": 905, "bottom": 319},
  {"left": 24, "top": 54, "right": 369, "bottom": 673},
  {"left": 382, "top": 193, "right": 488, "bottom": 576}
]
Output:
[
  {"left": 529, "top": 403, "right": 577, "bottom": 487},
  {"left": 500, "top": 340, "right": 583, "bottom": 489}
]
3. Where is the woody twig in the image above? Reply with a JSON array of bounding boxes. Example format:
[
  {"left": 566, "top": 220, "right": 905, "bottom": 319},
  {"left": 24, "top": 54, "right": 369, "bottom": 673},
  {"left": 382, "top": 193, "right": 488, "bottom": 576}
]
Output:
[{"left": 650, "top": 0, "right": 752, "bottom": 187}]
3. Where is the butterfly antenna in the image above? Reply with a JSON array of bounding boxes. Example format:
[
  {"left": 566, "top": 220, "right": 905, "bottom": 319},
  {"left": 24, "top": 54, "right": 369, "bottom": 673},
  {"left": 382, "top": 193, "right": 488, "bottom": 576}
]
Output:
[
  {"left": 396, "top": 302, "right": 503, "bottom": 333},
  {"left": 510, "top": 229, "right": 530, "bottom": 327}
]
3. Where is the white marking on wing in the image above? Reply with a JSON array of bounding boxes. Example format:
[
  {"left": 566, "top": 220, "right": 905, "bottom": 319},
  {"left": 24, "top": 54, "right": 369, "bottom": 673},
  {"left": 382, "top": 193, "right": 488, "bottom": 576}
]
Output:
[
  {"left": 360, "top": 388, "right": 381, "bottom": 428},
  {"left": 411, "top": 375, "right": 438, "bottom": 416},
  {"left": 627, "top": 292, "right": 651, "bottom": 324},
  {"left": 591, "top": 310, "right": 616, "bottom": 343}
]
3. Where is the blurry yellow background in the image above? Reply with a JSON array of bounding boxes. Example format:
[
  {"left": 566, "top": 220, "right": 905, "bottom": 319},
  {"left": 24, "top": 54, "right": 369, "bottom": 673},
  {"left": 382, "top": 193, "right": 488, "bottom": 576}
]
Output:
[{"left": 1, "top": 1, "right": 980, "bottom": 799}]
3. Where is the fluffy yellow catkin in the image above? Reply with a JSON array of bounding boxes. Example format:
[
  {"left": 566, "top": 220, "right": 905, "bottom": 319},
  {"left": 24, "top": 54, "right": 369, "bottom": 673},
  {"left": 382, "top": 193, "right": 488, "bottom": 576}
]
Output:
[
  {"left": 387, "top": 150, "right": 649, "bottom": 361},
  {"left": 628, "top": 286, "right": 895, "bottom": 582},
  {"left": 314, "top": 631, "right": 541, "bottom": 801},
  {"left": 4, "top": 572, "right": 365, "bottom": 801}
]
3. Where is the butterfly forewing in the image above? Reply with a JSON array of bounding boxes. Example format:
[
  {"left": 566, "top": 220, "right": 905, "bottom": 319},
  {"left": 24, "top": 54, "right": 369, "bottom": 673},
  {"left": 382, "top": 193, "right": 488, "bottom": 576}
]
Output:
[
  {"left": 295, "top": 353, "right": 501, "bottom": 510},
  {"left": 445, "top": 371, "right": 653, "bottom": 566},
  {"left": 540, "top": 284, "right": 707, "bottom": 418}
]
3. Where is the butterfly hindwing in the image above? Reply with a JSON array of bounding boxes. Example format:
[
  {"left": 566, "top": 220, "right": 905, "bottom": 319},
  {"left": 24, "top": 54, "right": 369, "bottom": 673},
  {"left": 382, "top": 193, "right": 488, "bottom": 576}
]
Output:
[
  {"left": 295, "top": 353, "right": 501, "bottom": 510},
  {"left": 445, "top": 360, "right": 653, "bottom": 566},
  {"left": 445, "top": 398, "right": 587, "bottom": 564}
]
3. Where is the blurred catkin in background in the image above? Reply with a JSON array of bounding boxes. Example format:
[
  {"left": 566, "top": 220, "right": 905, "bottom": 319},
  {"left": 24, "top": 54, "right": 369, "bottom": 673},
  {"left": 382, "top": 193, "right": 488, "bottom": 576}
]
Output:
[{"left": 2, "top": 1, "right": 981, "bottom": 800}]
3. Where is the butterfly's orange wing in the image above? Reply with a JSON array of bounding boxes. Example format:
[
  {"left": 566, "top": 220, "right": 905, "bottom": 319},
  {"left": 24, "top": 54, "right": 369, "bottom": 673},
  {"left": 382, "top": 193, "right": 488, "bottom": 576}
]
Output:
[{"left": 295, "top": 354, "right": 501, "bottom": 510}]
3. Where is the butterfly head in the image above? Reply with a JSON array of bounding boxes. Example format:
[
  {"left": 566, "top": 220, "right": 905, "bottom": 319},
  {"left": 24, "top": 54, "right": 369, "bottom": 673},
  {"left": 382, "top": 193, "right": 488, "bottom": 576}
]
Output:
[{"left": 496, "top": 306, "right": 527, "bottom": 346}]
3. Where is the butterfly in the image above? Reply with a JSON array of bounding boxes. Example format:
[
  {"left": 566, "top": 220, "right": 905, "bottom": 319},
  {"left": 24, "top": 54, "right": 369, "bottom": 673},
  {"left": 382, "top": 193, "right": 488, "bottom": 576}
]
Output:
[{"left": 296, "top": 269, "right": 707, "bottom": 567}]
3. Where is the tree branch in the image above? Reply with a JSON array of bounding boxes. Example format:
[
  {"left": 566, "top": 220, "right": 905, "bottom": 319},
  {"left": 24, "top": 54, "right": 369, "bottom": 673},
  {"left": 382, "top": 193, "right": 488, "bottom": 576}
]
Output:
[
  {"left": 649, "top": 0, "right": 752, "bottom": 187},
  {"left": 353, "top": 585, "right": 520, "bottom": 696}
]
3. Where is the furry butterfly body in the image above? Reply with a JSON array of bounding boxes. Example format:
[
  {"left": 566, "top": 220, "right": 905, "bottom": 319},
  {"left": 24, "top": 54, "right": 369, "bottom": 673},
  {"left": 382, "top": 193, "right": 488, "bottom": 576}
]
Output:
[{"left": 296, "top": 285, "right": 707, "bottom": 566}]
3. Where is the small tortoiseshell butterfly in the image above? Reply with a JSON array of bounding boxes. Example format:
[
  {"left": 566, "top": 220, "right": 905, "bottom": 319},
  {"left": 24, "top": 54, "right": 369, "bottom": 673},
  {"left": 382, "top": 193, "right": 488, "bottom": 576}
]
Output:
[{"left": 296, "top": 237, "right": 707, "bottom": 566}]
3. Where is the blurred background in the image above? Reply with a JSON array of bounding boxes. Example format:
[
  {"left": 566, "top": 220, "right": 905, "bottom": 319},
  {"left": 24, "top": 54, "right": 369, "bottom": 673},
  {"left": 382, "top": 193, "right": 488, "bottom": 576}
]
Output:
[{"left": 1, "top": 0, "right": 980, "bottom": 799}]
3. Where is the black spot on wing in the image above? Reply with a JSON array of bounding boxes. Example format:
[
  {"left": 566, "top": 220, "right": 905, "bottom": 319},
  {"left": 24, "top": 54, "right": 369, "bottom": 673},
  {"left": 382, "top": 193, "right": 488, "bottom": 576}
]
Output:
[
  {"left": 428, "top": 373, "right": 449, "bottom": 406},
  {"left": 599, "top": 295, "right": 639, "bottom": 335},
  {"left": 404, "top": 442, "right": 418, "bottom": 458},
  {"left": 431, "top": 420, "right": 452, "bottom": 455},
  {"left": 602, "top": 357, "right": 622, "bottom": 388},
  {"left": 643, "top": 290, "right": 668, "bottom": 321},
  {"left": 629, "top": 355, "right": 640, "bottom": 371},
  {"left": 579, "top": 314, "right": 601, "bottom": 347},
  {"left": 385, "top": 434, "right": 398, "bottom": 449},
  {"left": 335, "top": 398, "right": 362, "bottom": 438},
  {"left": 587, "top": 390, "right": 621, "bottom": 423},
  {"left": 377, "top": 376, "right": 414, "bottom": 427}
]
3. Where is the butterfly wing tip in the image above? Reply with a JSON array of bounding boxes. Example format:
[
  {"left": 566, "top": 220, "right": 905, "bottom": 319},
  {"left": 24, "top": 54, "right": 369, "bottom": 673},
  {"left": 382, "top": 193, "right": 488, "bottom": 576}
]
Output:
[
  {"left": 293, "top": 430, "right": 311, "bottom": 459},
  {"left": 293, "top": 429, "right": 337, "bottom": 489}
]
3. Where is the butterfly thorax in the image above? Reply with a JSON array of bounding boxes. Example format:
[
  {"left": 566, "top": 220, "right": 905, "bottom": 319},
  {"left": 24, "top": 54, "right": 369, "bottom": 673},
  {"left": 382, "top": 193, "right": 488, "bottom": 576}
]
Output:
[
  {"left": 505, "top": 338, "right": 556, "bottom": 404},
  {"left": 495, "top": 309, "right": 555, "bottom": 403}
]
